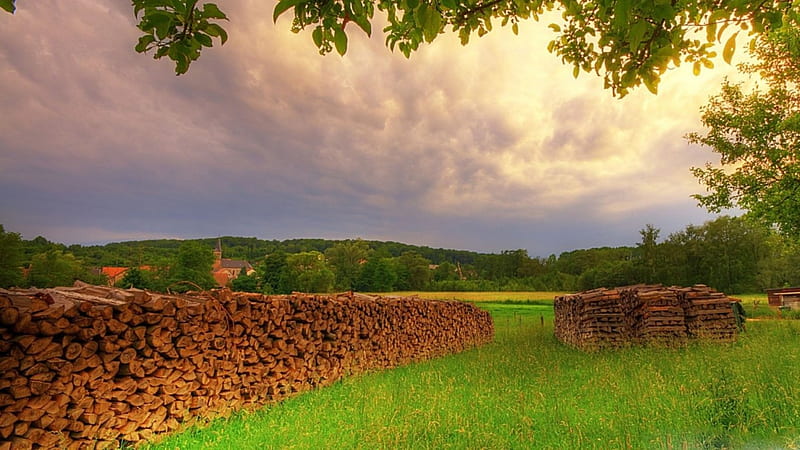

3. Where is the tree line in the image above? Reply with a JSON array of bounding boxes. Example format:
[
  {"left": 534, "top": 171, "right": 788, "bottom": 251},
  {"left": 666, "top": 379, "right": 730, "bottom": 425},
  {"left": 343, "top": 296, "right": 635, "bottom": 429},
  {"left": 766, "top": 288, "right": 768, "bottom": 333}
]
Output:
[{"left": 1, "top": 216, "right": 799, "bottom": 294}]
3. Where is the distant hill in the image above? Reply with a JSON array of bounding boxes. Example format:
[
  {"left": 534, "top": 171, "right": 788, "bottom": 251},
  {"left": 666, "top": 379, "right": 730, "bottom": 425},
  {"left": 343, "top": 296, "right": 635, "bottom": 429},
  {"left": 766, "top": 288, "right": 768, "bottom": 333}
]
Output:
[{"left": 55, "top": 236, "right": 487, "bottom": 268}]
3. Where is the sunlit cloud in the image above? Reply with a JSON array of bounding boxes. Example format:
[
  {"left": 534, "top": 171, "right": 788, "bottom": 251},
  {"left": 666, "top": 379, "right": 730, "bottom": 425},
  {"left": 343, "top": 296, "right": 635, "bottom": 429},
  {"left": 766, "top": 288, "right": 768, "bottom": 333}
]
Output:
[{"left": 0, "top": 0, "right": 743, "bottom": 254}]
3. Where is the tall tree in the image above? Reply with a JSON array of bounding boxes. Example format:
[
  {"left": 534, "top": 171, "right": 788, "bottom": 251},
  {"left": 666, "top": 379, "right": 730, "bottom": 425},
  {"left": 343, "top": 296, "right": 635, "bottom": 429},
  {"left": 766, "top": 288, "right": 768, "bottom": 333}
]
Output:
[
  {"left": 637, "top": 224, "right": 660, "bottom": 284},
  {"left": 689, "top": 27, "right": 800, "bottom": 238},
  {"left": 394, "top": 252, "right": 433, "bottom": 290},
  {"left": 117, "top": 267, "right": 149, "bottom": 290},
  {"left": 325, "top": 239, "right": 370, "bottom": 290},
  {"left": 262, "top": 251, "right": 289, "bottom": 294},
  {"left": 0, "top": 225, "right": 23, "bottom": 288},
  {"left": 168, "top": 241, "right": 216, "bottom": 292},
  {"left": 283, "top": 251, "right": 336, "bottom": 293},
  {"left": 231, "top": 271, "right": 260, "bottom": 293},
  {"left": 658, "top": 216, "right": 772, "bottom": 292},
  {"left": 26, "top": 250, "right": 105, "bottom": 288},
  {"left": 356, "top": 257, "right": 398, "bottom": 292},
  {"left": 433, "top": 261, "right": 460, "bottom": 282}
]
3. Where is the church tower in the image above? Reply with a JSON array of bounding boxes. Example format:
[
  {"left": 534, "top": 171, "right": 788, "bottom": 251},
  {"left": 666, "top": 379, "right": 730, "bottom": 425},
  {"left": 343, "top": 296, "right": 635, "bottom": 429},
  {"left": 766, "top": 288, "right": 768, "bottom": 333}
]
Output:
[{"left": 213, "top": 238, "right": 222, "bottom": 267}]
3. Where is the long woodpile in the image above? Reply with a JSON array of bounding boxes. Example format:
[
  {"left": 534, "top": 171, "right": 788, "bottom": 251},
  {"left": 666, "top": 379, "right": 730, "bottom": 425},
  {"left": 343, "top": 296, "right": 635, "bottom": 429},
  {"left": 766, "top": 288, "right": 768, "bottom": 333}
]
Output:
[
  {"left": 555, "top": 284, "right": 737, "bottom": 351},
  {"left": 0, "top": 283, "right": 493, "bottom": 449}
]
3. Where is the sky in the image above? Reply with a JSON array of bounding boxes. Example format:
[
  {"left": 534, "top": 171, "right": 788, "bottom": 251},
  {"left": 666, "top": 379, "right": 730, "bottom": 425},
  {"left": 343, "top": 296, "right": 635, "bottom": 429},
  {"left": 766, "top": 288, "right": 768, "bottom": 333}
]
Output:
[{"left": 0, "top": 1, "right": 744, "bottom": 257}]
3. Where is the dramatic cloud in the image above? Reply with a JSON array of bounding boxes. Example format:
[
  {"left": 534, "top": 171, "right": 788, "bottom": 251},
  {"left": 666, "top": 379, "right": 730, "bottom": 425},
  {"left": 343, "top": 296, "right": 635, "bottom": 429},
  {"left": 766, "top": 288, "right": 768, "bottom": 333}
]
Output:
[{"left": 0, "top": 0, "right": 741, "bottom": 255}]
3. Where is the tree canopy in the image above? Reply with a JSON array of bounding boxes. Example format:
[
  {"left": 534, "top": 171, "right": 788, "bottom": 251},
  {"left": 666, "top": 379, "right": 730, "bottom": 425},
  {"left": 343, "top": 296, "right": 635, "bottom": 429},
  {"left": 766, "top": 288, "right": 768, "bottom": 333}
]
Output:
[
  {"left": 3, "top": 0, "right": 797, "bottom": 95},
  {"left": 0, "top": 225, "right": 24, "bottom": 288},
  {"left": 688, "top": 26, "right": 800, "bottom": 238}
]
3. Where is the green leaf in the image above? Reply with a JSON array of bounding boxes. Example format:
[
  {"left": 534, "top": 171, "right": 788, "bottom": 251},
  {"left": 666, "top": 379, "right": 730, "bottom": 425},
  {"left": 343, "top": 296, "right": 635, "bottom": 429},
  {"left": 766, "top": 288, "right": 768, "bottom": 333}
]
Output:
[
  {"left": 572, "top": 65, "right": 580, "bottom": 78},
  {"left": 693, "top": 61, "right": 701, "bottom": 76},
  {"left": 175, "top": 53, "right": 191, "bottom": 74},
  {"left": 146, "top": 11, "right": 173, "bottom": 40},
  {"left": 0, "top": 0, "right": 15, "bottom": 13},
  {"left": 722, "top": 31, "right": 738, "bottom": 64},
  {"left": 716, "top": 23, "right": 729, "bottom": 42},
  {"left": 629, "top": 20, "right": 647, "bottom": 52},
  {"left": 423, "top": 8, "right": 442, "bottom": 43},
  {"left": 415, "top": 4, "right": 428, "bottom": 29},
  {"left": 334, "top": 27, "right": 348, "bottom": 56},
  {"left": 312, "top": 26, "right": 324, "bottom": 48},
  {"left": 135, "top": 34, "right": 157, "bottom": 53},
  {"left": 354, "top": 16, "right": 372, "bottom": 37},
  {"left": 653, "top": 3, "right": 675, "bottom": 21},
  {"left": 512, "top": 22, "right": 519, "bottom": 35},
  {"left": 352, "top": 0, "right": 364, "bottom": 16},
  {"left": 273, "top": 0, "right": 304, "bottom": 23},
  {"left": 204, "top": 23, "right": 228, "bottom": 45},
  {"left": 548, "top": 23, "right": 560, "bottom": 32},
  {"left": 705, "top": 21, "right": 717, "bottom": 43},
  {"left": 708, "top": 9, "right": 728, "bottom": 24},
  {"left": 642, "top": 72, "right": 658, "bottom": 95},
  {"left": 614, "top": 0, "right": 631, "bottom": 27},
  {"left": 440, "top": 0, "right": 456, "bottom": 10},
  {"left": 201, "top": 3, "right": 227, "bottom": 20},
  {"left": 195, "top": 32, "right": 213, "bottom": 47}
]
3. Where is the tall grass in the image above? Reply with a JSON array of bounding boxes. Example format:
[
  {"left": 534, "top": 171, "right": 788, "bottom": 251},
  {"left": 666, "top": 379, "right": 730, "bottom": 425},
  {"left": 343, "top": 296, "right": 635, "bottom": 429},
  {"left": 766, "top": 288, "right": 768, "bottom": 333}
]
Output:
[{"left": 146, "top": 302, "right": 800, "bottom": 449}]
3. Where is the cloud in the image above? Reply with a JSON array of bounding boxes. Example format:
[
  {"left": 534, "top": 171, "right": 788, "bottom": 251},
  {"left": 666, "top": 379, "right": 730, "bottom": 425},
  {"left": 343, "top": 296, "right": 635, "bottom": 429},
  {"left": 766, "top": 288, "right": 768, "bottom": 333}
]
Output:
[{"left": 0, "top": 0, "right": 742, "bottom": 255}]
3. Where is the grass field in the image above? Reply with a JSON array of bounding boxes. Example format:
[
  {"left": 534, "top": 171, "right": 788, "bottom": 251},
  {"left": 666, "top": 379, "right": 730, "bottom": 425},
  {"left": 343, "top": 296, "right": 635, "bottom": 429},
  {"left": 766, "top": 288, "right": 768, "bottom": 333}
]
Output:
[{"left": 145, "top": 293, "right": 800, "bottom": 449}]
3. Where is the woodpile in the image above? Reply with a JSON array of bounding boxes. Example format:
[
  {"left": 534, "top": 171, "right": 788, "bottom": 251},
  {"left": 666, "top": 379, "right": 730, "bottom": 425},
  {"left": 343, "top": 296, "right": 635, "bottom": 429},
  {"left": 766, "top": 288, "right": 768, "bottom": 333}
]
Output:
[
  {"left": 674, "top": 285, "right": 738, "bottom": 341},
  {"left": 554, "top": 288, "right": 626, "bottom": 350},
  {"left": 0, "top": 283, "right": 493, "bottom": 449},
  {"left": 621, "top": 285, "right": 687, "bottom": 345},
  {"left": 555, "top": 284, "right": 738, "bottom": 351}
]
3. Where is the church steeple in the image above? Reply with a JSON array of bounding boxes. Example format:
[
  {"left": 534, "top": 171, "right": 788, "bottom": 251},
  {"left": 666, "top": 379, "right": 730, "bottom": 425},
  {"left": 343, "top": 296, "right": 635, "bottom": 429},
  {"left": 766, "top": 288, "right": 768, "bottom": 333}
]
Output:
[{"left": 213, "top": 238, "right": 222, "bottom": 262}]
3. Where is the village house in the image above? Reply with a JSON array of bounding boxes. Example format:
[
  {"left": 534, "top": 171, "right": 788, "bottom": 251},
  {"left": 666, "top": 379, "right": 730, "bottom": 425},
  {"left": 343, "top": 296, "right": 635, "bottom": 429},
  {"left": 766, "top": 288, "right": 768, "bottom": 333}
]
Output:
[
  {"left": 212, "top": 239, "right": 255, "bottom": 287},
  {"left": 101, "top": 267, "right": 129, "bottom": 286}
]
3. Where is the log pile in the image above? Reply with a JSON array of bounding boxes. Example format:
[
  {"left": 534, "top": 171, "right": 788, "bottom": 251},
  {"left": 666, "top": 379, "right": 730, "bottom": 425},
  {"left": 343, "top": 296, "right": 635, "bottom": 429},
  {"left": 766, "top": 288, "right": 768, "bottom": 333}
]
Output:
[
  {"left": 0, "top": 284, "right": 493, "bottom": 449},
  {"left": 554, "top": 288, "right": 626, "bottom": 350},
  {"left": 674, "top": 285, "right": 737, "bottom": 341},
  {"left": 555, "top": 284, "right": 738, "bottom": 351},
  {"left": 620, "top": 285, "right": 687, "bottom": 345}
]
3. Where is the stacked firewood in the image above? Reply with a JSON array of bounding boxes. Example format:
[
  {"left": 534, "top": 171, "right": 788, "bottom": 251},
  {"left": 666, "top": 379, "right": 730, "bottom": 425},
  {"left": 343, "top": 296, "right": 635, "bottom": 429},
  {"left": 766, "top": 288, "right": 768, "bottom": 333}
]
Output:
[
  {"left": 554, "top": 288, "right": 627, "bottom": 350},
  {"left": 0, "top": 284, "right": 493, "bottom": 449},
  {"left": 620, "top": 285, "right": 687, "bottom": 344},
  {"left": 674, "top": 285, "right": 737, "bottom": 341},
  {"left": 555, "top": 284, "right": 738, "bottom": 350}
]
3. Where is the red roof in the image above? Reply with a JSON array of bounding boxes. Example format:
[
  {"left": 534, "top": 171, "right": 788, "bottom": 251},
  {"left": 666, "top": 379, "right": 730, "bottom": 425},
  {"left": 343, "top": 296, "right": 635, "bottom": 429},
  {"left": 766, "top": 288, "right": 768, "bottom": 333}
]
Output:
[
  {"left": 213, "top": 270, "right": 230, "bottom": 287},
  {"left": 102, "top": 267, "right": 128, "bottom": 279}
]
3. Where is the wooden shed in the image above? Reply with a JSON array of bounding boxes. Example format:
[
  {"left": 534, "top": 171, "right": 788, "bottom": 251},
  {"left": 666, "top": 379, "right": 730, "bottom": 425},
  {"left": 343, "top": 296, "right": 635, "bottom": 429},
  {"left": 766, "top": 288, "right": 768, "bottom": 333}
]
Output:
[{"left": 766, "top": 287, "right": 800, "bottom": 308}]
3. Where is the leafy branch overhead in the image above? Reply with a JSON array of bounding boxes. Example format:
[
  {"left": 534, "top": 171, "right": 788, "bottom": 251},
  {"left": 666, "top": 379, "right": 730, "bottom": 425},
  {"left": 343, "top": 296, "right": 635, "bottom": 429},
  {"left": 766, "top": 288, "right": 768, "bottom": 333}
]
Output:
[
  {"left": 2, "top": 0, "right": 798, "bottom": 94},
  {"left": 270, "top": 0, "right": 799, "bottom": 96},
  {"left": 132, "top": 0, "right": 228, "bottom": 75}
]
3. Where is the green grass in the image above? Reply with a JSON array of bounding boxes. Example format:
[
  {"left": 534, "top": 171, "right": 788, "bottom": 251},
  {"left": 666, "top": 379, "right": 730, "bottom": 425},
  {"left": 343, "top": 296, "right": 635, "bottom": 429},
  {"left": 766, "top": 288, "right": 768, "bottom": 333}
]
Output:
[
  {"left": 733, "top": 294, "right": 780, "bottom": 318},
  {"left": 145, "top": 301, "right": 800, "bottom": 450}
]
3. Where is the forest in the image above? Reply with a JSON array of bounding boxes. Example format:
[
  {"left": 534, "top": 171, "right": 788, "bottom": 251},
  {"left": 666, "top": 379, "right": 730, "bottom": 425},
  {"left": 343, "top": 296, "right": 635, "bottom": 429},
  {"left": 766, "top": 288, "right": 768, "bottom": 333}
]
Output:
[{"left": 1, "top": 215, "right": 799, "bottom": 295}]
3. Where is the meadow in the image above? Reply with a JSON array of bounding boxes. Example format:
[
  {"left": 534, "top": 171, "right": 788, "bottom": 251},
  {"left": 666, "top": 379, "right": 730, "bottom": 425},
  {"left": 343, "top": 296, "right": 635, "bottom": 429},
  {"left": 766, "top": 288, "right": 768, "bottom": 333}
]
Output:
[{"left": 145, "top": 292, "right": 800, "bottom": 449}]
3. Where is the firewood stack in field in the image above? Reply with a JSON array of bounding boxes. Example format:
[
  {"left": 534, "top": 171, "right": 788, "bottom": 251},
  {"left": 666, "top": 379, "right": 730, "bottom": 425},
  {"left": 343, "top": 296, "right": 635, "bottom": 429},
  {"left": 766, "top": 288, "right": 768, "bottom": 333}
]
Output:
[
  {"left": 555, "top": 284, "right": 738, "bottom": 351},
  {"left": 554, "top": 288, "right": 626, "bottom": 350},
  {"left": 674, "top": 285, "right": 738, "bottom": 341},
  {"left": 0, "top": 284, "right": 493, "bottom": 449},
  {"left": 620, "top": 285, "right": 688, "bottom": 345}
]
